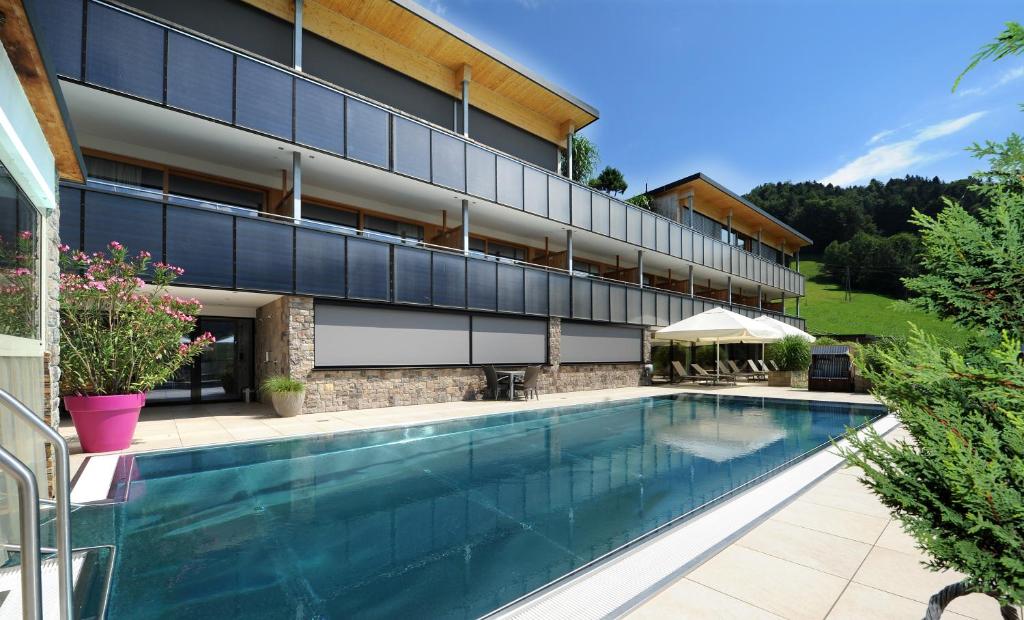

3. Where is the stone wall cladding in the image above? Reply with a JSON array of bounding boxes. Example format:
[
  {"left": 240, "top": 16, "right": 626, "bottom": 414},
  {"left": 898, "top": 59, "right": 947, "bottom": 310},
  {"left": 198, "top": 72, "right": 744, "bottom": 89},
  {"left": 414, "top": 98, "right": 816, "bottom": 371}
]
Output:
[{"left": 275, "top": 300, "right": 650, "bottom": 414}]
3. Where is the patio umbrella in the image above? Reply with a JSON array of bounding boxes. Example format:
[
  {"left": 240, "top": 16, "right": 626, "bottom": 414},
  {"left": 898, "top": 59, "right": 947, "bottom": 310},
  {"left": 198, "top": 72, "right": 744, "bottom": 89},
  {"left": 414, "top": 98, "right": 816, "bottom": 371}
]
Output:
[
  {"left": 654, "top": 308, "right": 782, "bottom": 378},
  {"left": 754, "top": 315, "right": 816, "bottom": 343}
]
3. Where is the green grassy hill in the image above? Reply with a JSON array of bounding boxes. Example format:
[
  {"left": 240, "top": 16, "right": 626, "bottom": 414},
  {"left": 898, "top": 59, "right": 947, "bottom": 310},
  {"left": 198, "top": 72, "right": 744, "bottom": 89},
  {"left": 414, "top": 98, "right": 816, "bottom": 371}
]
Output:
[{"left": 783, "top": 259, "right": 968, "bottom": 344}]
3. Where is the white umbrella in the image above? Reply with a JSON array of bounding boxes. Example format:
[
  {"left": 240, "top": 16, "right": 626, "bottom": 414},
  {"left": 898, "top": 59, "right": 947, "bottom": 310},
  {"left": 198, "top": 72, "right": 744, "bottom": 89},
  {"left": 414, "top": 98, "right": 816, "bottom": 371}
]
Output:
[
  {"left": 655, "top": 308, "right": 782, "bottom": 379},
  {"left": 754, "top": 315, "right": 816, "bottom": 343}
]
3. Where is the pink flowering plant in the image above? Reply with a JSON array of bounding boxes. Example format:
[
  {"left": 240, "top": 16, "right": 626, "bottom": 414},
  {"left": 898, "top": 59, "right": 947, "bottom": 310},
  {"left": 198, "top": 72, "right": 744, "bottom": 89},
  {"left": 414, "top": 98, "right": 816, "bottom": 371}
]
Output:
[
  {"left": 0, "top": 230, "right": 39, "bottom": 339},
  {"left": 59, "top": 241, "right": 214, "bottom": 395}
]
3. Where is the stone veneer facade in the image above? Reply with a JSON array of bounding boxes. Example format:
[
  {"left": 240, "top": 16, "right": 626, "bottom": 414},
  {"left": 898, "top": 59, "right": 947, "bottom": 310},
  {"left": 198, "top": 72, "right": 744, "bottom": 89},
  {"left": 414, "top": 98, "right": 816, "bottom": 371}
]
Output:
[{"left": 255, "top": 296, "right": 651, "bottom": 414}]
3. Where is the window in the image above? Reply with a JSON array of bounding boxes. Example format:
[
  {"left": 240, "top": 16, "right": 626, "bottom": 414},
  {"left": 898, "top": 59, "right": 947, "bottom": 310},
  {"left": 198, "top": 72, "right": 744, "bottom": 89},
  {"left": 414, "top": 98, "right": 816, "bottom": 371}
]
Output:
[
  {"left": 303, "top": 202, "right": 358, "bottom": 229},
  {"left": 0, "top": 166, "right": 41, "bottom": 340},
  {"left": 363, "top": 215, "right": 424, "bottom": 241},
  {"left": 486, "top": 241, "right": 525, "bottom": 261},
  {"left": 85, "top": 154, "right": 163, "bottom": 190},
  {"left": 168, "top": 174, "right": 264, "bottom": 211},
  {"left": 573, "top": 259, "right": 601, "bottom": 276}
]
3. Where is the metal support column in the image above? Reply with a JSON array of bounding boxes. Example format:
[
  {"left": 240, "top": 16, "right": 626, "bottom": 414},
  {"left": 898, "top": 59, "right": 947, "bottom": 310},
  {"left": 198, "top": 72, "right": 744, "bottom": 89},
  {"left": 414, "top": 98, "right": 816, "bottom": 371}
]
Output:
[
  {"left": 757, "top": 284, "right": 763, "bottom": 310},
  {"left": 781, "top": 291, "right": 786, "bottom": 313},
  {"left": 461, "top": 199, "right": 470, "bottom": 255},
  {"left": 293, "top": 0, "right": 303, "bottom": 71},
  {"left": 637, "top": 251, "right": 644, "bottom": 288},
  {"left": 686, "top": 193, "right": 694, "bottom": 228},
  {"left": 796, "top": 297, "right": 801, "bottom": 318},
  {"left": 565, "top": 229, "right": 573, "bottom": 273},
  {"left": 727, "top": 276, "right": 732, "bottom": 305},
  {"left": 461, "top": 81, "right": 470, "bottom": 137},
  {"left": 566, "top": 130, "right": 574, "bottom": 179},
  {"left": 0, "top": 446, "right": 40, "bottom": 620},
  {"left": 688, "top": 265, "right": 694, "bottom": 297},
  {"left": 291, "top": 151, "right": 302, "bottom": 220},
  {"left": 796, "top": 248, "right": 801, "bottom": 272}
]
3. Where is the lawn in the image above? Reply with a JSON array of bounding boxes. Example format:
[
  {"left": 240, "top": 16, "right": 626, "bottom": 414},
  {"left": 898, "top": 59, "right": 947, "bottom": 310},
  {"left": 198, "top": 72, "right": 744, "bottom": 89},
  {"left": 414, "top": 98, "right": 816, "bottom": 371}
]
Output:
[{"left": 783, "top": 258, "right": 969, "bottom": 345}]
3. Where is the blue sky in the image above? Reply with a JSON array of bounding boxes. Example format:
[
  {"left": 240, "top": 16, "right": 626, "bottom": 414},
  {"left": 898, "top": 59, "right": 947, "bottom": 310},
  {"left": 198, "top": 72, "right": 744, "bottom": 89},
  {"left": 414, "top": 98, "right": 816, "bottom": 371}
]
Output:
[{"left": 415, "top": 0, "right": 1024, "bottom": 195}]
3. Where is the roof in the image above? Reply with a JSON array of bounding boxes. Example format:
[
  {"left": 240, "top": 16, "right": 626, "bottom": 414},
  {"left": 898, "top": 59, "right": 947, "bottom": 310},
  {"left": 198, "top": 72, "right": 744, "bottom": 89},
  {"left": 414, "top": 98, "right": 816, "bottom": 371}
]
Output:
[
  {"left": 242, "top": 0, "right": 598, "bottom": 144},
  {"left": 811, "top": 345, "right": 851, "bottom": 356},
  {"left": 646, "top": 173, "right": 813, "bottom": 247},
  {"left": 2, "top": 0, "right": 85, "bottom": 182}
]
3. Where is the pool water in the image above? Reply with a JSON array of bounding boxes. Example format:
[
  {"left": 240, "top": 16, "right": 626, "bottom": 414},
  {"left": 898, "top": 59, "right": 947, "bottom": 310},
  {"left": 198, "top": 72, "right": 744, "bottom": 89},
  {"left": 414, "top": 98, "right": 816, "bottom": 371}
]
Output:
[{"left": 97, "top": 394, "right": 882, "bottom": 619}]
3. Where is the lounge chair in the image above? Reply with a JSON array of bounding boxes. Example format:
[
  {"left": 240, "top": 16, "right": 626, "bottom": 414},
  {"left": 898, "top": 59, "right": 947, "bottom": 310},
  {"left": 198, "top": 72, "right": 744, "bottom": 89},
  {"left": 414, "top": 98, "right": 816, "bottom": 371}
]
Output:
[
  {"left": 726, "top": 360, "right": 759, "bottom": 381},
  {"left": 692, "top": 364, "right": 734, "bottom": 385},
  {"left": 755, "top": 360, "right": 771, "bottom": 373},
  {"left": 746, "top": 360, "right": 768, "bottom": 380},
  {"left": 671, "top": 360, "right": 703, "bottom": 383},
  {"left": 768, "top": 360, "right": 780, "bottom": 371},
  {"left": 482, "top": 366, "right": 511, "bottom": 400},
  {"left": 515, "top": 366, "right": 542, "bottom": 400}
]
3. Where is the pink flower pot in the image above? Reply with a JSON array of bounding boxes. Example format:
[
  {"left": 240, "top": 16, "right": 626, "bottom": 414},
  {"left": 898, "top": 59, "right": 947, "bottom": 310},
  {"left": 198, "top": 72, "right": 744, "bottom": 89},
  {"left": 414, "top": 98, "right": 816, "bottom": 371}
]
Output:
[{"left": 64, "top": 393, "right": 146, "bottom": 453}]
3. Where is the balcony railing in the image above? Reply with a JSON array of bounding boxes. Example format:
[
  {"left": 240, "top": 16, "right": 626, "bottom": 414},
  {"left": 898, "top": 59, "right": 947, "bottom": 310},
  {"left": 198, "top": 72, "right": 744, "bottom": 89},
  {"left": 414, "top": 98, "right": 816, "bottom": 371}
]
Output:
[
  {"left": 46, "top": 0, "right": 805, "bottom": 298},
  {"left": 59, "top": 183, "right": 806, "bottom": 330}
]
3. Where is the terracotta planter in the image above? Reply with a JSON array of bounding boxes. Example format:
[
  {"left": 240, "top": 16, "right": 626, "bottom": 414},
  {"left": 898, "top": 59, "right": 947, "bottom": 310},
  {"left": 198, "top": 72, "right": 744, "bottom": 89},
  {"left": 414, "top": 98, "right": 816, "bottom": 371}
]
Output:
[
  {"left": 64, "top": 392, "right": 146, "bottom": 452},
  {"left": 270, "top": 391, "right": 305, "bottom": 417}
]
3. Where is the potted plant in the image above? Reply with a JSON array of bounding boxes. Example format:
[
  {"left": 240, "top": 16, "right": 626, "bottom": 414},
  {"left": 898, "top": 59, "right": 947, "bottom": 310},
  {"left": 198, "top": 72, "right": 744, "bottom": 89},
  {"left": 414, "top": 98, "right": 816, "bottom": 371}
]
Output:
[
  {"left": 262, "top": 376, "right": 305, "bottom": 417},
  {"left": 765, "top": 335, "right": 811, "bottom": 388},
  {"left": 59, "top": 241, "right": 214, "bottom": 452}
]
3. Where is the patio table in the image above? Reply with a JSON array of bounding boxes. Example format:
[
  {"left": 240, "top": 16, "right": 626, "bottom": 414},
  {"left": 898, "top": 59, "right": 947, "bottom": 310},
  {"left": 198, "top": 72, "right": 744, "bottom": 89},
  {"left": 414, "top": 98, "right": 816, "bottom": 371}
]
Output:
[{"left": 495, "top": 370, "right": 525, "bottom": 400}]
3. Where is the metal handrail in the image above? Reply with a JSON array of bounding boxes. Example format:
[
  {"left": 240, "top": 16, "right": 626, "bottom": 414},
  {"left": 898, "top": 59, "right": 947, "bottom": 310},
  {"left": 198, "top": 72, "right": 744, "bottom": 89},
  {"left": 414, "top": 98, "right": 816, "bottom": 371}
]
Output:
[
  {"left": 0, "top": 446, "right": 41, "bottom": 619},
  {"left": 0, "top": 390, "right": 73, "bottom": 620}
]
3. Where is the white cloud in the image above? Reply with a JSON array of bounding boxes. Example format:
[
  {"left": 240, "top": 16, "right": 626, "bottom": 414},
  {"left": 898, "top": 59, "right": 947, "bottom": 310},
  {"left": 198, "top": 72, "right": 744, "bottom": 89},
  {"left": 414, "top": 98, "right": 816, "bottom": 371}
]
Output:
[
  {"left": 417, "top": 0, "right": 447, "bottom": 15},
  {"left": 867, "top": 128, "right": 895, "bottom": 145},
  {"left": 821, "top": 111, "right": 986, "bottom": 186},
  {"left": 958, "top": 65, "right": 1024, "bottom": 97}
]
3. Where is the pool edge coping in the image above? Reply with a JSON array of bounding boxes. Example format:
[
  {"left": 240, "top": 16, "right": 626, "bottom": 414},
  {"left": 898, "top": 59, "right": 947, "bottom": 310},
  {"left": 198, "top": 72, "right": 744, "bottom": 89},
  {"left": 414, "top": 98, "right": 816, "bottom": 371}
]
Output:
[{"left": 487, "top": 414, "right": 899, "bottom": 620}]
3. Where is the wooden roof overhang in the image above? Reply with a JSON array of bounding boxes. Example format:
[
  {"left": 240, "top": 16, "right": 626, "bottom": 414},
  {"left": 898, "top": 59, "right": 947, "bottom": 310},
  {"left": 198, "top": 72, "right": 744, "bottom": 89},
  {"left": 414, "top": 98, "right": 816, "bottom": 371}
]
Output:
[{"left": 241, "top": 0, "right": 598, "bottom": 146}]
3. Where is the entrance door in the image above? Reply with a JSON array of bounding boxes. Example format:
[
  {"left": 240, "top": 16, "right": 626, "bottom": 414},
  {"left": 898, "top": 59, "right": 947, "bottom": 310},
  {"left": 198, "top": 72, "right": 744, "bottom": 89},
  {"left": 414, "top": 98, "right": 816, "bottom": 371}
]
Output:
[{"left": 149, "top": 317, "right": 254, "bottom": 404}]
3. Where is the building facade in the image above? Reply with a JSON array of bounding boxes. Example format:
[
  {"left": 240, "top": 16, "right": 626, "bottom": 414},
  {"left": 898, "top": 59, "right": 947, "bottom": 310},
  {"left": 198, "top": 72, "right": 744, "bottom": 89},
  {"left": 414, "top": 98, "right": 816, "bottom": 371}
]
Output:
[{"left": 33, "top": 0, "right": 810, "bottom": 413}]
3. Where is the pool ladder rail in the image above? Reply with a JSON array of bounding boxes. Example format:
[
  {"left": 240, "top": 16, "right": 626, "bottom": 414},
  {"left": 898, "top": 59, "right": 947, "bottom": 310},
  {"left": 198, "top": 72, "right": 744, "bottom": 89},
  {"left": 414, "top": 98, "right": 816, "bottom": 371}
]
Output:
[{"left": 0, "top": 388, "right": 74, "bottom": 620}]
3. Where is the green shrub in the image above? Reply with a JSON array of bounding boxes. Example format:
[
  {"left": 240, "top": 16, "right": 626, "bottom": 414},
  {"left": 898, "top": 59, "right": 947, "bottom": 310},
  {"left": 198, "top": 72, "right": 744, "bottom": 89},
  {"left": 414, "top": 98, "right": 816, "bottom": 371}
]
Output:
[
  {"left": 814, "top": 336, "right": 841, "bottom": 346},
  {"left": 765, "top": 335, "right": 811, "bottom": 371},
  {"left": 841, "top": 329, "right": 1024, "bottom": 606},
  {"left": 261, "top": 375, "right": 305, "bottom": 394}
]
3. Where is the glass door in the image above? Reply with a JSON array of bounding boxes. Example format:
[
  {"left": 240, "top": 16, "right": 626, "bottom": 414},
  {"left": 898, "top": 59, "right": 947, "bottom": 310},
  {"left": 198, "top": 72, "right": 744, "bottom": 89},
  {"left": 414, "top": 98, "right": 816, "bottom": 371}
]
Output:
[{"left": 149, "top": 317, "right": 253, "bottom": 404}]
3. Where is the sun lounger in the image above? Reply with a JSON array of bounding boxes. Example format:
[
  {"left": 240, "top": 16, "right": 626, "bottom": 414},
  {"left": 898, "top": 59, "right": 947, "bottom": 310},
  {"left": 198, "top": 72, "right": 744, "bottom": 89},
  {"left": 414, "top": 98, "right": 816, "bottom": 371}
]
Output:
[
  {"left": 726, "top": 360, "right": 760, "bottom": 381},
  {"left": 692, "top": 363, "right": 736, "bottom": 385},
  {"left": 746, "top": 360, "right": 768, "bottom": 380}
]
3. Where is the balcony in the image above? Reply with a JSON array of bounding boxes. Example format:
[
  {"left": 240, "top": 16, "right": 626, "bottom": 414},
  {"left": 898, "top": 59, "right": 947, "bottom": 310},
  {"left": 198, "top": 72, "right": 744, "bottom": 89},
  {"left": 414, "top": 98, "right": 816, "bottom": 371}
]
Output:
[
  {"left": 60, "top": 183, "right": 806, "bottom": 330},
  {"left": 45, "top": 0, "right": 805, "bottom": 299}
]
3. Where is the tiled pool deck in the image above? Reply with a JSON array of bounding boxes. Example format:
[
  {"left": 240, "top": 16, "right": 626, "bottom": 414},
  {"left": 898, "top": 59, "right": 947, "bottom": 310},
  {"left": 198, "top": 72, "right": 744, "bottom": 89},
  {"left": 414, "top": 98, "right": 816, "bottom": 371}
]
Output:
[{"left": 62, "top": 385, "right": 1017, "bottom": 619}]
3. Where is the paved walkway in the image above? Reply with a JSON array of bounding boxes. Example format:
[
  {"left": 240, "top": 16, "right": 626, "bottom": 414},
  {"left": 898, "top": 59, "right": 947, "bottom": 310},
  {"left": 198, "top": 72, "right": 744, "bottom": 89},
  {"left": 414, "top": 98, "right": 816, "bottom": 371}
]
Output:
[
  {"left": 628, "top": 424, "right": 1022, "bottom": 619},
  {"left": 61, "top": 383, "right": 878, "bottom": 472}
]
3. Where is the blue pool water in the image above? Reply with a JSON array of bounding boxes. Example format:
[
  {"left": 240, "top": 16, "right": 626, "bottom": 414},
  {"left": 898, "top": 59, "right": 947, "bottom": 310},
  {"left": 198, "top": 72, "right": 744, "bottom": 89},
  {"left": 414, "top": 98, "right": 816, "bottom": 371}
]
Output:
[{"left": 97, "top": 394, "right": 882, "bottom": 618}]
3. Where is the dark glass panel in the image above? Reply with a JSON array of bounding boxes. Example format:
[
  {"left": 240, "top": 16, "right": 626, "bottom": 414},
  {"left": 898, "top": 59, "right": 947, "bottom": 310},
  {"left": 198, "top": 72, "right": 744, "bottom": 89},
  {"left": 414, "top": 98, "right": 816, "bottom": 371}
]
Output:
[
  {"left": 548, "top": 177, "right": 570, "bottom": 223},
  {"left": 524, "top": 268, "right": 547, "bottom": 315},
  {"left": 467, "top": 259, "right": 496, "bottom": 311},
  {"left": 166, "top": 33, "right": 233, "bottom": 122},
  {"left": 295, "top": 79, "right": 345, "bottom": 154},
  {"left": 58, "top": 186, "right": 82, "bottom": 251},
  {"left": 571, "top": 278, "right": 591, "bottom": 320},
  {"left": 166, "top": 206, "right": 233, "bottom": 287},
  {"left": 235, "top": 58, "right": 293, "bottom": 139},
  {"left": 591, "top": 281, "right": 610, "bottom": 322},
  {"left": 86, "top": 4, "right": 164, "bottom": 101},
  {"left": 394, "top": 246, "right": 431, "bottom": 305},
  {"left": 37, "top": 0, "right": 83, "bottom": 79},
  {"left": 296, "top": 227, "right": 345, "bottom": 297},
  {"left": 466, "top": 146, "right": 496, "bottom": 201},
  {"left": 393, "top": 118, "right": 430, "bottom": 181},
  {"left": 495, "top": 157, "right": 523, "bottom": 209},
  {"left": 235, "top": 218, "right": 293, "bottom": 291},
  {"left": 83, "top": 191, "right": 162, "bottom": 257},
  {"left": 523, "top": 167, "right": 547, "bottom": 217},
  {"left": 431, "top": 131, "right": 465, "bottom": 191},
  {"left": 346, "top": 98, "right": 390, "bottom": 168},
  {"left": 346, "top": 237, "right": 390, "bottom": 300},
  {"left": 548, "top": 273, "right": 570, "bottom": 317},
  {"left": 496, "top": 264, "right": 525, "bottom": 313},
  {"left": 431, "top": 252, "right": 465, "bottom": 308}
]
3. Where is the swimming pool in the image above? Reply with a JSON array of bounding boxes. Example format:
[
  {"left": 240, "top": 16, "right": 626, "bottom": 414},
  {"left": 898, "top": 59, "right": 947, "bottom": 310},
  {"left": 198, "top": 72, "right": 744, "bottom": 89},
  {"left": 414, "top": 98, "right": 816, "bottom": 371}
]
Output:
[{"left": 88, "top": 394, "right": 883, "bottom": 618}]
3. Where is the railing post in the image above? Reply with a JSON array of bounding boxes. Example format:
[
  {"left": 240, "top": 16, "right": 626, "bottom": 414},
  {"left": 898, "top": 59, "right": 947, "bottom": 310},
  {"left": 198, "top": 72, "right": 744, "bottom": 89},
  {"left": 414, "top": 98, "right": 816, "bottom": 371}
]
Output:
[
  {"left": 461, "top": 199, "right": 470, "bottom": 255},
  {"left": 0, "top": 389, "right": 73, "bottom": 620},
  {"left": 0, "top": 445, "right": 41, "bottom": 620}
]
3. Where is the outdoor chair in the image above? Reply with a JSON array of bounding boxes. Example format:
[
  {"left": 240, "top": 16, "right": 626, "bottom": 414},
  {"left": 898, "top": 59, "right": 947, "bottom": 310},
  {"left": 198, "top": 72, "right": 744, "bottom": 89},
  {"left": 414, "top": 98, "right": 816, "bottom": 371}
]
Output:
[
  {"left": 515, "top": 366, "right": 542, "bottom": 400},
  {"left": 755, "top": 360, "right": 771, "bottom": 373},
  {"left": 768, "top": 360, "right": 780, "bottom": 371},
  {"left": 727, "top": 360, "right": 759, "bottom": 381},
  {"left": 689, "top": 364, "right": 721, "bottom": 385},
  {"left": 746, "top": 360, "right": 768, "bottom": 380},
  {"left": 482, "top": 366, "right": 510, "bottom": 400},
  {"left": 671, "top": 360, "right": 693, "bottom": 383}
]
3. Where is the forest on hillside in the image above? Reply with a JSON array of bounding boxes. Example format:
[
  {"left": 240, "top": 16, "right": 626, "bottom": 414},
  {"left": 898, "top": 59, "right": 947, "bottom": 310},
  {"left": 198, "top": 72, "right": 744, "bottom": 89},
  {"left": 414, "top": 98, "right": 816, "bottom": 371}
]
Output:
[{"left": 743, "top": 176, "right": 989, "bottom": 295}]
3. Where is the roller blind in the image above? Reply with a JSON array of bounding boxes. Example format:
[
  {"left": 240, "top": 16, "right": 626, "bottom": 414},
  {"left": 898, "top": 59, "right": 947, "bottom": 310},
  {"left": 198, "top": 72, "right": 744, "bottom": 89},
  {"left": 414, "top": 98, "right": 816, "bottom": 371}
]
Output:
[
  {"left": 560, "top": 322, "right": 642, "bottom": 363},
  {"left": 471, "top": 317, "right": 546, "bottom": 365}
]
